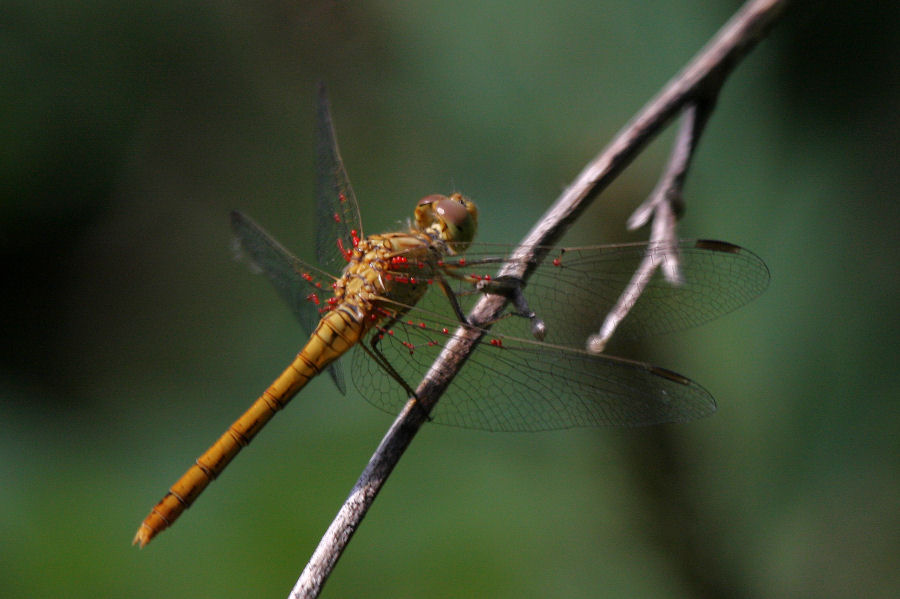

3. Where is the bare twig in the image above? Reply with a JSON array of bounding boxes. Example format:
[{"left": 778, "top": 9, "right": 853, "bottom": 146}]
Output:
[
  {"left": 290, "top": 1, "right": 786, "bottom": 597},
  {"left": 589, "top": 98, "right": 715, "bottom": 352}
]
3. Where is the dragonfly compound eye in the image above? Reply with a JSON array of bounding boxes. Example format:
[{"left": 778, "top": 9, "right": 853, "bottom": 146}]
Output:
[
  {"left": 414, "top": 193, "right": 478, "bottom": 252},
  {"left": 433, "top": 197, "right": 469, "bottom": 226},
  {"left": 440, "top": 193, "right": 478, "bottom": 252},
  {"left": 417, "top": 194, "right": 447, "bottom": 208},
  {"left": 414, "top": 194, "right": 447, "bottom": 230}
]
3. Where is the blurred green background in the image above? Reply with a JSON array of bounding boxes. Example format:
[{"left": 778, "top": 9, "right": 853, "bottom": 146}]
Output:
[{"left": 2, "top": 1, "right": 897, "bottom": 597}]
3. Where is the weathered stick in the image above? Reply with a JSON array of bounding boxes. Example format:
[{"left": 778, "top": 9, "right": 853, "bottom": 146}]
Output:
[{"left": 290, "top": 1, "right": 786, "bottom": 597}]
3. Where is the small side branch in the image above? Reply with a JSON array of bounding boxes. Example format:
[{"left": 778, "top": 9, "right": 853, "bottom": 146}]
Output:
[
  {"left": 290, "top": 1, "right": 786, "bottom": 597},
  {"left": 589, "top": 98, "right": 715, "bottom": 352}
]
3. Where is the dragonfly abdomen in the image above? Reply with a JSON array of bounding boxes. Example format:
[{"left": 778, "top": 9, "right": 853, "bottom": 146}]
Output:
[{"left": 133, "top": 308, "right": 366, "bottom": 547}]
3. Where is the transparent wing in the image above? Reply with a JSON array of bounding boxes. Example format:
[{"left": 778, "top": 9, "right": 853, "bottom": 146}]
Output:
[
  {"left": 350, "top": 303, "right": 715, "bottom": 431},
  {"left": 349, "top": 239, "right": 767, "bottom": 430},
  {"left": 315, "top": 83, "right": 364, "bottom": 271},
  {"left": 230, "top": 210, "right": 347, "bottom": 394},
  {"left": 441, "top": 239, "right": 770, "bottom": 347}
]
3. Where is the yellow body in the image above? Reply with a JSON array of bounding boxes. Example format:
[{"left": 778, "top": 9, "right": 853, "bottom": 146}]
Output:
[
  {"left": 132, "top": 308, "right": 363, "bottom": 547},
  {"left": 134, "top": 194, "right": 477, "bottom": 547}
]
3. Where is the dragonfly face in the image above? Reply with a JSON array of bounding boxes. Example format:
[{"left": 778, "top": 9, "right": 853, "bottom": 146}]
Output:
[{"left": 414, "top": 193, "right": 478, "bottom": 254}]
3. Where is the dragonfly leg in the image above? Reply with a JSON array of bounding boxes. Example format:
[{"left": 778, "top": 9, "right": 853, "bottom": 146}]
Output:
[
  {"left": 364, "top": 323, "right": 418, "bottom": 399},
  {"left": 477, "top": 276, "right": 546, "bottom": 340},
  {"left": 433, "top": 272, "right": 471, "bottom": 325},
  {"left": 362, "top": 328, "right": 437, "bottom": 423}
]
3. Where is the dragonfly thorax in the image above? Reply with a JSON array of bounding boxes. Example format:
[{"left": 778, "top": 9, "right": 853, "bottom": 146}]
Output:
[
  {"left": 332, "top": 231, "right": 444, "bottom": 328},
  {"left": 329, "top": 194, "right": 477, "bottom": 330}
]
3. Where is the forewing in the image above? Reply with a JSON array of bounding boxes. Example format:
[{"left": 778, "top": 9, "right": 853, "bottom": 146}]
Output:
[
  {"left": 315, "top": 84, "right": 364, "bottom": 272},
  {"left": 439, "top": 239, "right": 769, "bottom": 348}
]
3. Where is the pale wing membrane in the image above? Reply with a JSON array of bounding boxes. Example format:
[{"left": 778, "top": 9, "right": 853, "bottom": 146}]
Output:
[
  {"left": 230, "top": 211, "right": 347, "bottom": 394},
  {"left": 349, "top": 239, "right": 766, "bottom": 431},
  {"left": 315, "top": 84, "right": 364, "bottom": 271},
  {"left": 442, "top": 240, "right": 769, "bottom": 347},
  {"left": 350, "top": 301, "right": 714, "bottom": 431}
]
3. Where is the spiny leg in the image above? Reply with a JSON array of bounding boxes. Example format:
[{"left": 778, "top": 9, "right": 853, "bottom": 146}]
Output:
[
  {"left": 432, "top": 270, "right": 471, "bottom": 325},
  {"left": 437, "top": 259, "right": 546, "bottom": 339},
  {"left": 361, "top": 323, "right": 441, "bottom": 423},
  {"left": 364, "top": 316, "right": 418, "bottom": 399}
]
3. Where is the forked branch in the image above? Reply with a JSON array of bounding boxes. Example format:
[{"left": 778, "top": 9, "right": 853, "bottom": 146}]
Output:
[
  {"left": 589, "top": 98, "right": 714, "bottom": 352},
  {"left": 290, "top": 1, "right": 786, "bottom": 597}
]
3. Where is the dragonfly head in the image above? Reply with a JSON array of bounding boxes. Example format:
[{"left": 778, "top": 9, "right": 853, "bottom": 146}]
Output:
[{"left": 414, "top": 193, "right": 478, "bottom": 254}]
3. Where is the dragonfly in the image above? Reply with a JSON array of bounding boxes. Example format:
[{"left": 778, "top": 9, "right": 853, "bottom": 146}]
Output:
[{"left": 133, "top": 86, "right": 769, "bottom": 547}]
